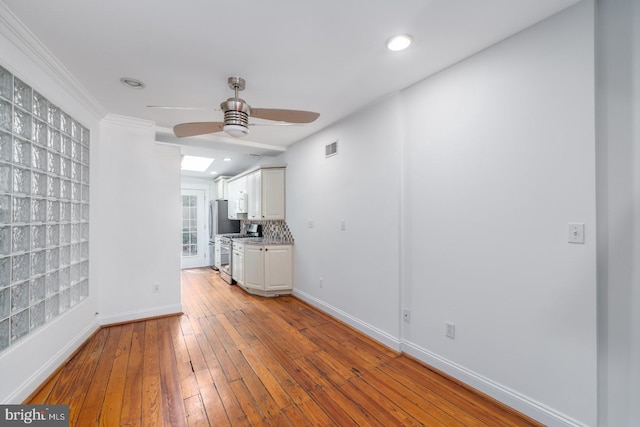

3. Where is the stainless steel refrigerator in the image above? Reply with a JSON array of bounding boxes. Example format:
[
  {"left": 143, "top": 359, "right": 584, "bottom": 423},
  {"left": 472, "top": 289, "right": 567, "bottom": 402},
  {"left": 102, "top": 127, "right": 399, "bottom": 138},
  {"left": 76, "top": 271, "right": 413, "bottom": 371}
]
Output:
[{"left": 209, "top": 200, "right": 240, "bottom": 238}]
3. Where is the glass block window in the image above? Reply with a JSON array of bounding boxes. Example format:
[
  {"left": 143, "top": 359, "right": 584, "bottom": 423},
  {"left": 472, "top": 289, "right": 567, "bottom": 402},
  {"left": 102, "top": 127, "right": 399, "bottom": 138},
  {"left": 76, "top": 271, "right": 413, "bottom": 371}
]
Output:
[
  {"left": 0, "top": 64, "right": 90, "bottom": 352},
  {"left": 181, "top": 195, "right": 197, "bottom": 257}
]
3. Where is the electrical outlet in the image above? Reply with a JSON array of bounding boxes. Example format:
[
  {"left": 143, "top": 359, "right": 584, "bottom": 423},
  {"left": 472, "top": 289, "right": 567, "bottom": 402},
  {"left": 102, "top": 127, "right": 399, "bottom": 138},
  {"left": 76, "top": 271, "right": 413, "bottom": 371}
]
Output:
[
  {"left": 319, "top": 277, "right": 323, "bottom": 288},
  {"left": 403, "top": 309, "right": 411, "bottom": 323},
  {"left": 153, "top": 283, "right": 160, "bottom": 293},
  {"left": 445, "top": 322, "right": 455, "bottom": 339}
]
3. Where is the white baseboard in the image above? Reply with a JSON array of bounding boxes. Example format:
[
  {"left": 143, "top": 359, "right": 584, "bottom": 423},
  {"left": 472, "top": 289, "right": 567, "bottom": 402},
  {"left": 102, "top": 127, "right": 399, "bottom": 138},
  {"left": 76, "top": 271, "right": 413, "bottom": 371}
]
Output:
[
  {"left": 401, "top": 341, "right": 588, "bottom": 427},
  {"left": 292, "top": 289, "right": 586, "bottom": 427},
  {"left": 5, "top": 319, "right": 100, "bottom": 403},
  {"left": 292, "top": 289, "right": 401, "bottom": 351},
  {"left": 98, "top": 304, "right": 183, "bottom": 326}
]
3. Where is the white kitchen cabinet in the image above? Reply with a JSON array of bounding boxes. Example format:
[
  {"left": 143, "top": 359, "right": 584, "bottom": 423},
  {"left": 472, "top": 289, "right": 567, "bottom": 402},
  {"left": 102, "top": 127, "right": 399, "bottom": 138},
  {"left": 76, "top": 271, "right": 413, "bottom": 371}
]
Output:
[
  {"left": 214, "top": 176, "right": 231, "bottom": 200},
  {"left": 242, "top": 243, "right": 292, "bottom": 296},
  {"left": 232, "top": 242, "right": 245, "bottom": 285},
  {"left": 247, "top": 167, "right": 285, "bottom": 220},
  {"left": 227, "top": 175, "right": 248, "bottom": 219}
]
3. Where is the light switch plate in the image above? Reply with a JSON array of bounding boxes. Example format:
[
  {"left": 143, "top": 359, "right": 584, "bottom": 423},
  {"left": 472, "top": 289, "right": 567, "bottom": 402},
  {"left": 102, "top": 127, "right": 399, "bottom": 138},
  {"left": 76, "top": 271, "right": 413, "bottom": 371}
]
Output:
[{"left": 568, "top": 223, "right": 585, "bottom": 244}]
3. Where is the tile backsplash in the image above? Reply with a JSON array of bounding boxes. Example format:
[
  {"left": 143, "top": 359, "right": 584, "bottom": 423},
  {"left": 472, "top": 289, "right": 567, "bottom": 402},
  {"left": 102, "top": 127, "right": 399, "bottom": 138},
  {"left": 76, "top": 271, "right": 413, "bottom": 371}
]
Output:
[{"left": 241, "top": 219, "right": 294, "bottom": 243}]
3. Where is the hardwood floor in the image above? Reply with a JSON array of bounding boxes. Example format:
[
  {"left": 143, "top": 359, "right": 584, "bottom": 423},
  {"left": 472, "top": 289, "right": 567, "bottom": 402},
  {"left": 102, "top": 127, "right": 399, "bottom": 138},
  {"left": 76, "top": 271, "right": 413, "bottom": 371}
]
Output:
[{"left": 27, "top": 268, "right": 542, "bottom": 426}]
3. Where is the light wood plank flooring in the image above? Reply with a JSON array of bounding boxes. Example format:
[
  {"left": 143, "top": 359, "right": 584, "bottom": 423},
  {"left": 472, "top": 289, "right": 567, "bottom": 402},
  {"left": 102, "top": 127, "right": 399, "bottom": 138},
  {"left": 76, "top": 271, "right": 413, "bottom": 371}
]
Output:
[{"left": 27, "top": 268, "right": 542, "bottom": 426}]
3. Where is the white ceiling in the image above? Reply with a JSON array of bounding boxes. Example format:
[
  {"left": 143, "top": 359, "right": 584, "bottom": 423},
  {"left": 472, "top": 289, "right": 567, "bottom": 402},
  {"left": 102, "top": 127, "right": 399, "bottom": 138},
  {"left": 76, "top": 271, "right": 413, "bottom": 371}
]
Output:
[{"left": 2, "top": 0, "right": 581, "bottom": 177}]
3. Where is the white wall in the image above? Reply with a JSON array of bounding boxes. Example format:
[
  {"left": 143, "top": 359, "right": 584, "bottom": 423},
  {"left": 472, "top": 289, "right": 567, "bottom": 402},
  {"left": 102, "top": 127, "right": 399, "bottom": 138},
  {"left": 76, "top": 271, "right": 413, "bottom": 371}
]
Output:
[
  {"left": 286, "top": 2, "right": 596, "bottom": 426},
  {"left": 97, "top": 115, "right": 182, "bottom": 324},
  {"left": 596, "top": 0, "right": 640, "bottom": 426},
  {"left": 286, "top": 96, "right": 402, "bottom": 348},
  {"left": 0, "top": 10, "right": 101, "bottom": 402}
]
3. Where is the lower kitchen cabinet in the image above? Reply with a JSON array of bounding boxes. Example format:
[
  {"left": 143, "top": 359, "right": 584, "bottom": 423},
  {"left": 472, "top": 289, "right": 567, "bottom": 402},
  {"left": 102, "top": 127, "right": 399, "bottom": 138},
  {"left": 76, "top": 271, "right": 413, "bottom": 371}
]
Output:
[
  {"left": 243, "top": 244, "right": 292, "bottom": 296},
  {"left": 232, "top": 242, "right": 245, "bottom": 285}
]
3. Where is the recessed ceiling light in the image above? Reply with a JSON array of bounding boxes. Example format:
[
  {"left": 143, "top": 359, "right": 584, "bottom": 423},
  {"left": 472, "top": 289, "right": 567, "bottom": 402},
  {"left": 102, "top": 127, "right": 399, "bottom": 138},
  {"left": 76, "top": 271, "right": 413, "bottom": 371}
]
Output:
[
  {"left": 210, "top": 171, "right": 218, "bottom": 175},
  {"left": 223, "top": 157, "right": 232, "bottom": 162},
  {"left": 120, "top": 77, "right": 145, "bottom": 89},
  {"left": 181, "top": 156, "right": 214, "bottom": 172},
  {"left": 386, "top": 34, "right": 412, "bottom": 51}
]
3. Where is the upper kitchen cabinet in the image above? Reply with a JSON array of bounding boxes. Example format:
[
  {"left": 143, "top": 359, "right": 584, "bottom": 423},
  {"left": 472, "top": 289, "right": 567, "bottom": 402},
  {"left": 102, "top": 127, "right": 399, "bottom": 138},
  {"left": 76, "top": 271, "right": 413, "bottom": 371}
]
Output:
[
  {"left": 227, "top": 175, "right": 248, "bottom": 220},
  {"left": 214, "top": 176, "right": 232, "bottom": 200},
  {"left": 248, "top": 167, "right": 286, "bottom": 220}
]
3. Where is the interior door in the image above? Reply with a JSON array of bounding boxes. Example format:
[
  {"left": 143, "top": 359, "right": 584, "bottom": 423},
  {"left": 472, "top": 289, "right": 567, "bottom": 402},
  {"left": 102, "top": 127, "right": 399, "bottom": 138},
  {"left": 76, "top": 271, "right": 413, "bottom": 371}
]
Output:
[{"left": 181, "top": 189, "right": 207, "bottom": 269}]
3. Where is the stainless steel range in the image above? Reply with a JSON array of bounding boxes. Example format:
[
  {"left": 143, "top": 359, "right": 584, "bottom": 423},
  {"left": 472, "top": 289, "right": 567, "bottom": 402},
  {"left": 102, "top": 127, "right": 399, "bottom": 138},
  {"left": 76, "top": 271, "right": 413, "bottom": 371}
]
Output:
[{"left": 215, "top": 234, "right": 241, "bottom": 284}]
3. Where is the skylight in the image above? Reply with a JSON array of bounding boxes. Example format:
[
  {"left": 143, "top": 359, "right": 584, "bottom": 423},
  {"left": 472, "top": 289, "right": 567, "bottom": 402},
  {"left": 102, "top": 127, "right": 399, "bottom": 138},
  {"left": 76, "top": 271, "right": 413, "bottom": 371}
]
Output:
[{"left": 181, "top": 155, "right": 214, "bottom": 171}]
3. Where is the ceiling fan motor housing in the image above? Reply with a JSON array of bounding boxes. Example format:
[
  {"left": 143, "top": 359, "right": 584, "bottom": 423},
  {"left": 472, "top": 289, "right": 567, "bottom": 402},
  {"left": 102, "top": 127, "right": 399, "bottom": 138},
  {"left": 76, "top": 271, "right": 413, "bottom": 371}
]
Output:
[{"left": 221, "top": 97, "right": 250, "bottom": 128}]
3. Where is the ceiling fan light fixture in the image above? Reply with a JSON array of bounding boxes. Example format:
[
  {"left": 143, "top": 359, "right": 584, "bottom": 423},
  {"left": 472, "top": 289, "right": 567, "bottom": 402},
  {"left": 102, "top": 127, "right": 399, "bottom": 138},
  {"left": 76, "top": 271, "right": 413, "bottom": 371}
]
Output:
[
  {"left": 386, "top": 34, "right": 412, "bottom": 51},
  {"left": 224, "top": 124, "right": 249, "bottom": 137}
]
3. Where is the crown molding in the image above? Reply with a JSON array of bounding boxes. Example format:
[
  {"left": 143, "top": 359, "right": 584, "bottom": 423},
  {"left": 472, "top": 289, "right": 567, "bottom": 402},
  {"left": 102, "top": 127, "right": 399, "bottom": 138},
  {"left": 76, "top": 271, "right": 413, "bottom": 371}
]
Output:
[{"left": 0, "top": 1, "right": 107, "bottom": 120}]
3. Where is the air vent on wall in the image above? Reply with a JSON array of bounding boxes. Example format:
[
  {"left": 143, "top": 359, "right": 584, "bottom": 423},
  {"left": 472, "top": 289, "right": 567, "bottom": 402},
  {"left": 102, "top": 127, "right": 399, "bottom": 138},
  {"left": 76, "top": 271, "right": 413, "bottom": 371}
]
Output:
[{"left": 325, "top": 140, "right": 338, "bottom": 158}]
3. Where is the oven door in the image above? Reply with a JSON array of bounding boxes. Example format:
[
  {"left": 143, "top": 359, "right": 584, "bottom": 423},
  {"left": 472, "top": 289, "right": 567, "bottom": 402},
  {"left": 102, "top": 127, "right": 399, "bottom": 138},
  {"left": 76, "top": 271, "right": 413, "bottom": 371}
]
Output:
[{"left": 219, "top": 239, "right": 233, "bottom": 284}]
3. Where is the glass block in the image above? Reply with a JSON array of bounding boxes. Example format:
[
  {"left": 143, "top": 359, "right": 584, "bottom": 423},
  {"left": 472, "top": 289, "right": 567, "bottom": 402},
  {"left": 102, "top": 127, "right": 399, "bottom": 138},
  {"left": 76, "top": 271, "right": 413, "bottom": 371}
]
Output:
[
  {"left": 59, "top": 288, "right": 70, "bottom": 314},
  {"left": 81, "top": 126, "right": 89, "bottom": 146},
  {"left": 59, "top": 245, "right": 70, "bottom": 266},
  {"left": 81, "top": 223, "right": 89, "bottom": 241},
  {"left": 31, "top": 172, "right": 46, "bottom": 197},
  {"left": 70, "top": 263, "right": 80, "bottom": 284},
  {"left": 60, "top": 202, "right": 70, "bottom": 222},
  {"left": 12, "top": 196, "right": 30, "bottom": 223},
  {"left": 0, "top": 195, "right": 10, "bottom": 223},
  {"left": 0, "top": 287, "right": 9, "bottom": 319},
  {"left": 47, "top": 104, "right": 60, "bottom": 129},
  {"left": 81, "top": 165, "right": 89, "bottom": 184},
  {"left": 81, "top": 146, "right": 89, "bottom": 165},
  {"left": 70, "top": 243, "right": 80, "bottom": 263},
  {"left": 14, "top": 78, "right": 32, "bottom": 112},
  {"left": 46, "top": 224, "right": 59, "bottom": 247},
  {"left": 31, "top": 198, "right": 45, "bottom": 223},
  {"left": 47, "top": 127, "right": 60, "bottom": 152},
  {"left": 13, "top": 108, "right": 32, "bottom": 139},
  {"left": 71, "top": 182, "right": 80, "bottom": 201},
  {"left": 0, "top": 227, "right": 9, "bottom": 256},
  {"left": 12, "top": 137, "right": 30, "bottom": 167},
  {"left": 71, "top": 120, "right": 79, "bottom": 141},
  {"left": 45, "top": 270, "right": 59, "bottom": 296},
  {"left": 11, "top": 308, "right": 29, "bottom": 341},
  {"left": 31, "top": 225, "right": 45, "bottom": 250},
  {"left": 81, "top": 185, "right": 89, "bottom": 202},
  {"left": 31, "top": 144, "right": 46, "bottom": 171},
  {"left": 71, "top": 141, "right": 80, "bottom": 161},
  {"left": 30, "top": 301, "right": 45, "bottom": 330},
  {"left": 80, "top": 261, "right": 88, "bottom": 279},
  {"left": 11, "top": 281, "right": 29, "bottom": 313},
  {"left": 80, "top": 242, "right": 88, "bottom": 260},
  {"left": 30, "top": 275, "right": 45, "bottom": 303},
  {"left": 60, "top": 157, "right": 70, "bottom": 179},
  {"left": 11, "top": 253, "right": 30, "bottom": 283},
  {"left": 60, "top": 136, "right": 71, "bottom": 157},
  {"left": 0, "top": 130, "right": 10, "bottom": 161},
  {"left": 70, "top": 283, "right": 80, "bottom": 307},
  {"left": 47, "top": 151, "right": 60, "bottom": 175},
  {"left": 47, "top": 176, "right": 60, "bottom": 199},
  {"left": 46, "top": 248, "right": 59, "bottom": 272},
  {"left": 70, "top": 161, "right": 79, "bottom": 181},
  {"left": 59, "top": 266, "right": 70, "bottom": 290},
  {"left": 70, "top": 203, "right": 79, "bottom": 223},
  {"left": 46, "top": 200, "right": 60, "bottom": 222},
  {"left": 0, "top": 65, "right": 12, "bottom": 101},
  {"left": 11, "top": 225, "right": 30, "bottom": 253},
  {"left": 0, "top": 257, "right": 10, "bottom": 287},
  {"left": 59, "top": 223, "right": 70, "bottom": 245},
  {"left": 45, "top": 294, "right": 59, "bottom": 322},
  {"left": 12, "top": 167, "right": 30, "bottom": 194},
  {"left": 0, "top": 318, "right": 9, "bottom": 351},
  {"left": 0, "top": 99, "right": 11, "bottom": 132},
  {"left": 32, "top": 91, "right": 47, "bottom": 120},
  {"left": 60, "top": 112, "right": 70, "bottom": 135},
  {"left": 80, "top": 279, "right": 88, "bottom": 299},
  {"left": 71, "top": 224, "right": 80, "bottom": 243},
  {"left": 0, "top": 164, "right": 11, "bottom": 195},
  {"left": 60, "top": 179, "right": 70, "bottom": 200},
  {"left": 32, "top": 119, "right": 47, "bottom": 146},
  {"left": 81, "top": 204, "right": 89, "bottom": 222},
  {"left": 30, "top": 250, "right": 45, "bottom": 276}
]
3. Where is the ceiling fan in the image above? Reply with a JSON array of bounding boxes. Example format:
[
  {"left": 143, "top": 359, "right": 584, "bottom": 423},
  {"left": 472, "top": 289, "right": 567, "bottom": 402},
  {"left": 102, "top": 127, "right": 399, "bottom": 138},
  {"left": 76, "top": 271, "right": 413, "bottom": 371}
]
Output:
[{"left": 158, "top": 76, "right": 320, "bottom": 138}]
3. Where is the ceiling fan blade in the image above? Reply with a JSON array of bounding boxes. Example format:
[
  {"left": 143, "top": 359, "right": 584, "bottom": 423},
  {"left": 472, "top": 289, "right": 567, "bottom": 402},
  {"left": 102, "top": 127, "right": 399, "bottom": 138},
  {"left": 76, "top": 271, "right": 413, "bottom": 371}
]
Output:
[
  {"left": 147, "top": 105, "right": 220, "bottom": 111},
  {"left": 251, "top": 108, "right": 320, "bottom": 124},
  {"left": 173, "top": 122, "right": 224, "bottom": 138}
]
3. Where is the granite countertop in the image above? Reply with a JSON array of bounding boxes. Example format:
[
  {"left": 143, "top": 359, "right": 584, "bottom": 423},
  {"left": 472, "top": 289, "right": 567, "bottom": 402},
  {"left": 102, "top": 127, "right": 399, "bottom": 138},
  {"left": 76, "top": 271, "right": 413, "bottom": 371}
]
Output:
[{"left": 232, "top": 237, "right": 293, "bottom": 245}]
